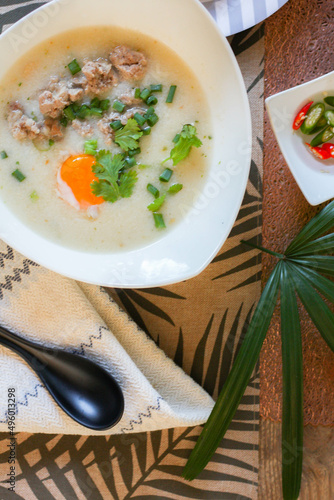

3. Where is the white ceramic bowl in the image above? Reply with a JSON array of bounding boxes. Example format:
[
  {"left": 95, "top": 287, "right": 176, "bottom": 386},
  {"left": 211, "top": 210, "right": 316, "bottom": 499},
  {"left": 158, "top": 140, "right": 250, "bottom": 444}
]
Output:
[
  {"left": 0, "top": 0, "right": 251, "bottom": 287},
  {"left": 266, "top": 71, "right": 334, "bottom": 206}
]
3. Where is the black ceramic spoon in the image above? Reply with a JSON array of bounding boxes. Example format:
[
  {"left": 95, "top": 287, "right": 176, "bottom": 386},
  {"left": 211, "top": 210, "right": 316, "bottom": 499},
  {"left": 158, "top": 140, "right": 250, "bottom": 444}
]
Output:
[{"left": 0, "top": 324, "right": 124, "bottom": 430}]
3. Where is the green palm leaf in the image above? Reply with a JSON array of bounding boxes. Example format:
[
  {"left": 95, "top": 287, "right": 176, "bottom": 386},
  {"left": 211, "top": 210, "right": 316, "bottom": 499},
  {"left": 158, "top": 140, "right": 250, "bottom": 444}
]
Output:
[
  {"left": 286, "top": 200, "right": 334, "bottom": 254},
  {"left": 288, "top": 255, "right": 334, "bottom": 277},
  {"left": 287, "top": 233, "right": 334, "bottom": 256},
  {"left": 287, "top": 262, "right": 334, "bottom": 352},
  {"left": 184, "top": 199, "right": 334, "bottom": 500},
  {"left": 280, "top": 263, "right": 303, "bottom": 500},
  {"left": 182, "top": 262, "right": 281, "bottom": 480},
  {"left": 288, "top": 264, "right": 334, "bottom": 303}
]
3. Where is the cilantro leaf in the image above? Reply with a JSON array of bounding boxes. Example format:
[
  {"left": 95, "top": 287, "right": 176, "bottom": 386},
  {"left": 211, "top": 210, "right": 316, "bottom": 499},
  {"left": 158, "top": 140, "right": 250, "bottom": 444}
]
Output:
[
  {"left": 119, "top": 170, "right": 138, "bottom": 198},
  {"left": 168, "top": 183, "right": 183, "bottom": 194},
  {"left": 114, "top": 118, "right": 143, "bottom": 151},
  {"left": 91, "top": 179, "right": 119, "bottom": 203},
  {"left": 93, "top": 152, "right": 124, "bottom": 183},
  {"left": 147, "top": 194, "right": 166, "bottom": 212},
  {"left": 164, "top": 124, "right": 202, "bottom": 165},
  {"left": 91, "top": 152, "right": 124, "bottom": 203},
  {"left": 91, "top": 151, "right": 138, "bottom": 202}
]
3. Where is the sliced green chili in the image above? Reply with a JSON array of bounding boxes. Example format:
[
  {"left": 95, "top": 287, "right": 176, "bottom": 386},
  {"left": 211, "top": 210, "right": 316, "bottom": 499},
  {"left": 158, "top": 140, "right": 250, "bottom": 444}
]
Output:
[
  {"left": 324, "top": 96, "right": 334, "bottom": 107},
  {"left": 324, "top": 110, "right": 334, "bottom": 127},
  {"left": 300, "top": 102, "right": 325, "bottom": 134},
  {"left": 310, "top": 126, "right": 334, "bottom": 147}
]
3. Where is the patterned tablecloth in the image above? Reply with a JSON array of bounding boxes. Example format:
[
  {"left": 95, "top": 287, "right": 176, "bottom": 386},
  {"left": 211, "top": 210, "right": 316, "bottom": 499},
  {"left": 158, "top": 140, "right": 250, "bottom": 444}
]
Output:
[{"left": 0, "top": 1, "right": 264, "bottom": 498}]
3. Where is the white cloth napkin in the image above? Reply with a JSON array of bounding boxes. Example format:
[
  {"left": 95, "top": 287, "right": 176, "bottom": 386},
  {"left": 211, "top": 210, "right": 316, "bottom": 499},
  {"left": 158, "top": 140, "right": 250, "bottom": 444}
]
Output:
[{"left": 0, "top": 242, "right": 214, "bottom": 435}]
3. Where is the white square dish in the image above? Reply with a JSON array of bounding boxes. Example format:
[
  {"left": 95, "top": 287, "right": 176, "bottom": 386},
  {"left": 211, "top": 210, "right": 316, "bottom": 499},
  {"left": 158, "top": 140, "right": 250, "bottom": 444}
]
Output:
[{"left": 266, "top": 71, "right": 334, "bottom": 206}]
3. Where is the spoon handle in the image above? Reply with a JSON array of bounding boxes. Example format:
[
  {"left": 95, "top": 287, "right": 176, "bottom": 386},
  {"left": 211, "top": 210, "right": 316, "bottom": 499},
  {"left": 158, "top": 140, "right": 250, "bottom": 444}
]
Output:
[{"left": 0, "top": 325, "right": 36, "bottom": 361}]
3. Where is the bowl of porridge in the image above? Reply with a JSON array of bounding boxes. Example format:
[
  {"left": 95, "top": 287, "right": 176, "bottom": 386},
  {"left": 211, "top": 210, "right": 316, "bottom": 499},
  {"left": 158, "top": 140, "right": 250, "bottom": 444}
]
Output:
[{"left": 0, "top": 0, "right": 251, "bottom": 287}]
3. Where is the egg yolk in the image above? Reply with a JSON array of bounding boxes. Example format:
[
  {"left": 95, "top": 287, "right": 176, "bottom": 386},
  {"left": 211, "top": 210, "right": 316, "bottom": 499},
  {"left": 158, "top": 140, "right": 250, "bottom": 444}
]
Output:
[{"left": 60, "top": 154, "right": 104, "bottom": 209}]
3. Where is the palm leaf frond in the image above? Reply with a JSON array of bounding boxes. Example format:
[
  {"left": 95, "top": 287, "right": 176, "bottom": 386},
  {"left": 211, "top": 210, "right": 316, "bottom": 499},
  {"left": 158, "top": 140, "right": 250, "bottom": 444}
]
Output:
[
  {"left": 280, "top": 263, "right": 303, "bottom": 500},
  {"left": 183, "top": 262, "right": 281, "bottom": 480}
]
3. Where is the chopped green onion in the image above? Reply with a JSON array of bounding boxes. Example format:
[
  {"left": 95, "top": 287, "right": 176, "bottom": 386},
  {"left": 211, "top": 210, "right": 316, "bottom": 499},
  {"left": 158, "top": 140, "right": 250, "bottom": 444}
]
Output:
[
  {"left": 89, "top": 107, "right": 104, "bottom": 117},
  {"left": 84, "top": 139, "right": 98, "bottom": 155},
  {"left": 48, "top": 139, "right": 55, "bottom": 147},
  {"left": 134, "top": 88, "right": 141, "bottom": 99},
  {"left": 63, "top": 105, "right": 76, "bottom": 121},
  {"left": 60, "top": 116, "right": 68, "bottom": 127},
  {"left": 147, "top": 113, "right": 159, "bottom": 127},
  {"left": 124, "top": 157, "right": 136, "bottom": 168},
  {"left": 76, "top": 104, "right": 91, "bottom": 119},
  {"left": 166, "top": 85, "right": 177, "bottom": 103},
  {"left": 134, "top": 113, "right": 146, "bottom": 127},
  {"left": 113, "top": 100, "right": 126, "bottom": 113},
  {"left": 146, "top": 95, "right": 158, "bottom": 106},
  {"left": 0, "top": 151, "right": 8, "bottom": 159},
  {"left": 147, "top": 183, "right": 160, "bottom": 198},
  {"left": 140, "top": 88, "right": 151, "bottom": 101},
  {"left": 90, "top": 97, "right": 100, "bottom": 108},
  {"left": 153, "top": 213, "right": 166, "bottom": 229},
  {"left": 68, "top": 58, "right": 81, "bottom": 75},
  {"left": 100, "top": 99, "right": 110, "bottom": 111},
  {"left": 159, "top": 168, "right": 173, "bottom": 182},
  {"left": 18, "top": 82, "right": 22, "bottom": 87},
  {"left": 150, "top": 84, "right": 163, "bottom": 92},
  {"left": 12, "top": 169, "right": 25, "bottom": 182},
  {"left": 72, "top": 103, "right": 80, "bottom": 113},
  {"left": 173, "top": 133, "right": 181, "bottom": 144},
  {"left": 30, "top": 190, "right": 39, "bottom": 202},
  {"left": 168, "top": 183, "right": 183, "bottom": 194},
  {"left": 142, "top": 126, "right": 151, "bottom": 136},
  {"left": 110, "top": 120, "right": 123, "bottom": 131},
  {"left": 144, "top": 107, "right": 155, "bottom": 117},
  {"left": 128, "top": 147, "right": 141, "bottom": 157}
]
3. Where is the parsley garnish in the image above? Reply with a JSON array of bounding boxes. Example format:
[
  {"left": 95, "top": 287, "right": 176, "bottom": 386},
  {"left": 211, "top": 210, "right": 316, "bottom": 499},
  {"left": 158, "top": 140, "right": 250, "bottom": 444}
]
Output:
[
  {"left": 114, "top": 118, "right": 143, "bottom": 151},
  {"left": 164, "top": 124, "right": 202, "bottom": 166},
  {"left": 91, "top": 151, "right": 137, "bottom": 203}
]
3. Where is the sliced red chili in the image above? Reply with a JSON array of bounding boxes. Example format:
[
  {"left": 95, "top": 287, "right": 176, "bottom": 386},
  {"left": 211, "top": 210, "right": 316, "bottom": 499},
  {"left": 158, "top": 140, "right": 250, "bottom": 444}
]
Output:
[
  {"left": 321, "top": 142, "right": 334, "bottom": 158},
  {"left": 292, "top": 101, "right": 313, "bottom": 130},
  {"left": 305, "top": 142, "right": 331, "bottom": 160}
]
